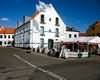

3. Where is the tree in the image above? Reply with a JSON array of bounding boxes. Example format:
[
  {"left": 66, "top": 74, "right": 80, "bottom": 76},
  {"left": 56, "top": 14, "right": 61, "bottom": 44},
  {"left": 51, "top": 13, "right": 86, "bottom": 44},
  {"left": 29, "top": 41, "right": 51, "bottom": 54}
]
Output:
[{"left": 86, "top": 21, "right": 100, "bottom": 36}]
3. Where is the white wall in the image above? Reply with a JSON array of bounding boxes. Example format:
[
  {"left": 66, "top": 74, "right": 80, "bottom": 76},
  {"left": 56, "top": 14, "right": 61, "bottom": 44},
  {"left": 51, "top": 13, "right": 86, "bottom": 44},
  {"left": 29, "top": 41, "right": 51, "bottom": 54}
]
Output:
[
  {"left": 15, "top": 1, "right": 79, "bottom": 49},
  {"left": 15, "top": 22, "right": 30, "bottom": 48},
  {"left": 30, "top": 3, "right": 66, "bottom": 48},
  {"left": 60, "top": 31, "right": 79, "bottom": 42}
]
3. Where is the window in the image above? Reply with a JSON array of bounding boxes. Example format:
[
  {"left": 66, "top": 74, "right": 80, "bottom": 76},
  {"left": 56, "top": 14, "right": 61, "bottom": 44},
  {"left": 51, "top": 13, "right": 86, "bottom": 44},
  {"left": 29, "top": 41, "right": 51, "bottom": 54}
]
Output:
[
  {"left": 40, "top": 26, "right": 45, "bottom": 36},
  {"left": 49, "top": 29, "right": 51, "bottom": 32},
  {"left": 55, "top": 28, "right": 59, "bottom": 37},
  {"left": 8, "top": 41, "right": 11, "bottom": 44},
  {"left": 40, "top": 38, "right": 44, "bottom": 48},
  {"left": 0, "top": 41, "right": 2, "bottom": 45},
  {"left": 49, "top": 18, "right": 51, "bottom": 21},
  {"left": 40, "top": 14, "right": 45, "bottom": 24},
  {"left": 12, "top": 35, "right": 14, "bottom": 38},
  {"left": 8, "top": 35, "right": 10, "bottom": 38},
  {"left": 55, "top": 17, "right": 59, "bottom": 26},
  {"left": 74, "top": 34, "right": 77, "bottom": 38},
  {"left": 4, "top": 41, "right": 6, "bottom": 44},
  {"left": 69, "top": 34, "right": 72, "bottom": 38},
  {"left": 4, "top": 35, "right": 6, "bottom": 38},
  {"left": 0, "top": 35, "right": 2, "bottom": 38}
]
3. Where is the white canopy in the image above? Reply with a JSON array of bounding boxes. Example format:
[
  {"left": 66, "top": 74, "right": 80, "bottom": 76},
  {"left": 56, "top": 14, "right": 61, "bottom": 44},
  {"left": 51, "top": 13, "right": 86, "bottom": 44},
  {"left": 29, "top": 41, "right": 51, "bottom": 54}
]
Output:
[
  {"left": 73, "top": 36, "right": 100, "bottom": 44},
  {"left": 60, "top": 36, "right": 100, "bottom": 44},
  {"left": 88, "top": 36, "right": 100, "bottom": 44},
  {"left": 75, "top": 37, "right": 94, "bottom": 43}
]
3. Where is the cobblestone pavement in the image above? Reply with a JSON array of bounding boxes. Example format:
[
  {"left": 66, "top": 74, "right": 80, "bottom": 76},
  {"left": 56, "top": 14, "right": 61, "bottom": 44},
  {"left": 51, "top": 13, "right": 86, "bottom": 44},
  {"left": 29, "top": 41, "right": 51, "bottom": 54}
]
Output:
[{"left": 0, "top": 47, "right": 100, "bottom": 80}]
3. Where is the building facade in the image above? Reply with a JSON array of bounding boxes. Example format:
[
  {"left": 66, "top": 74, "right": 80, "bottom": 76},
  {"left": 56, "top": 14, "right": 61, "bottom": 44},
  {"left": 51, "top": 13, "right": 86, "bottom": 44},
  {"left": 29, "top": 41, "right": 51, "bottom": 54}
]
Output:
[
  {"left": 60, "top": 31, "right": 79, "bottom": 42},
  {"left": 0, "top": 27, "right": 16, "bottom": 47},
  {"left": 15, "top": 1, "right": 79, "bottom": 49}
]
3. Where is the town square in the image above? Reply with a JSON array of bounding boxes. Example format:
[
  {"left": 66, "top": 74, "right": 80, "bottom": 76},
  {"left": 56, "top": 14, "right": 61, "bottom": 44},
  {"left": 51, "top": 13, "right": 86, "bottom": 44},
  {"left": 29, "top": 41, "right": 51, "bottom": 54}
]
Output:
[{"left": 0, "top": 0, "right": 100, "bottom": 80}]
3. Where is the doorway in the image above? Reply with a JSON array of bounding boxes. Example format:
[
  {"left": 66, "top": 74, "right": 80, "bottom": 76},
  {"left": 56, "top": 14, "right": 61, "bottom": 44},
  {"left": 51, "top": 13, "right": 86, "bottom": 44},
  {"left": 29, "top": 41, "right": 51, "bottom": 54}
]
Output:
[{"left": 48, "top": 39, "right": 54, "bottom": 49}]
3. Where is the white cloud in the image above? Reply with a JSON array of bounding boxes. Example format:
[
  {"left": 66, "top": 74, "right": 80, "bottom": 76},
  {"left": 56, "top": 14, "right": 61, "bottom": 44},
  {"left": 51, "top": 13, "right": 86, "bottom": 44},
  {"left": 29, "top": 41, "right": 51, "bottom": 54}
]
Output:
[{"left": 0, "top": 17, "right": 9, "bottom": 21}]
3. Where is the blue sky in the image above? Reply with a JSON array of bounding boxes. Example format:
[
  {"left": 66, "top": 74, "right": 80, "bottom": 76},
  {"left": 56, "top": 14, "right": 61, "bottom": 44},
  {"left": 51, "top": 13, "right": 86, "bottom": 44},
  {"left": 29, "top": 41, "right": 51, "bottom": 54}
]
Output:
[{"left": 0, "top": 0, "right": 100, "bottom": 32}]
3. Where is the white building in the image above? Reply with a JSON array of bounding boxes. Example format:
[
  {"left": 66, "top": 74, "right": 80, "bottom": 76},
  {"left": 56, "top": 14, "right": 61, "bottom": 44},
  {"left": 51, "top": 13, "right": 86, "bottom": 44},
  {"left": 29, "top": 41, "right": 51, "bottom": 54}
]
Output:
[
  {"left": 60, "top": 31, "right": 79, "bottom": 42},
  {"left": 15, "top": 1, "right": 79, "bottom": 49},
  {"left": 0, "top": 27, "right": 16, "bottom": 47}
]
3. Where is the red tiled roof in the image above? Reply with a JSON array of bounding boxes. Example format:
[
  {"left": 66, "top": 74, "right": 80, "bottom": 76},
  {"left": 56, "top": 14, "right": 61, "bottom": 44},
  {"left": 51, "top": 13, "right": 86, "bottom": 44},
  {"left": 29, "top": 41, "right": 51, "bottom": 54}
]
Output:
[
  {"left": 79, "top": 32, "right": 89, "bottom": 36},
  {"left": 0, "top": 27, "right": 16, "bottom": 34}
]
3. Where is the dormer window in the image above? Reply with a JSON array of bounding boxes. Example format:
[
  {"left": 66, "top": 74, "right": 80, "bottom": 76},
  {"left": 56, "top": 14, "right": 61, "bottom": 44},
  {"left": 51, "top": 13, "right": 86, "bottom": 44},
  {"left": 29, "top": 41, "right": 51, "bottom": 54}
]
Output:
[
  {"left": 40, "top": 14, "right": 45, "bottom": 24},
  {"left": 55, "top": 17, "right": 59, "bottom": 26}
]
